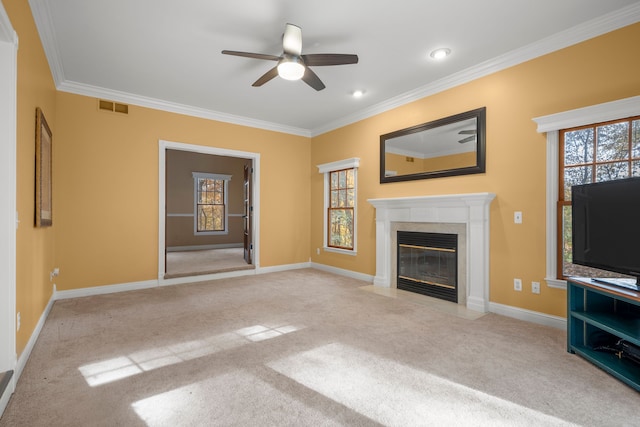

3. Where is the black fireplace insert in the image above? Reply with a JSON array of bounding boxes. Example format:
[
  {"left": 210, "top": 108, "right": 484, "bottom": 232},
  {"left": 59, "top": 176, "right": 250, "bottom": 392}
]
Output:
[{"left": 397, "top": 231, "right": 458, "bottom": 302}]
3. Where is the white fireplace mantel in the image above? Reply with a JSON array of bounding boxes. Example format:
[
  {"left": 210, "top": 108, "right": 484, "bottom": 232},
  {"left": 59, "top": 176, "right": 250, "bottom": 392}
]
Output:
[{"left": 368, "top": 193, "right": 496, "bottom": 313}]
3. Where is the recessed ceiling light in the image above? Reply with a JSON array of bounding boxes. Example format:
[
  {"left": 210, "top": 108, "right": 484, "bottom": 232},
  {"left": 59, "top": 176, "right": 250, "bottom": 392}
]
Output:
[
  {"left": 430, "top": 48, "right": 451, "bottom": 60},
  {"left": 352, "top": 90, "right": 365, "bottom": 98}
]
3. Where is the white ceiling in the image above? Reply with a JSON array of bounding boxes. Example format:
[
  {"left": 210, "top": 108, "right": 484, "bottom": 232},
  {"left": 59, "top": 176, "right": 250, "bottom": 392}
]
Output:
[{"left": 29, "top": 0, "right": 640, "bottom": 136}]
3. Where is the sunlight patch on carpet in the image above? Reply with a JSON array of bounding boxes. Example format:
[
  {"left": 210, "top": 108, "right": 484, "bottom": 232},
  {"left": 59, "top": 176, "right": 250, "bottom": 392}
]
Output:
[
  {"left": 131, "top": 370, "right": 342, "bottom": 426},
  {"left": 268, "top": 343, "right": 578, "bottom": 427},
  {"left": 78, "top": 323, "right": 303, "bottom": 386}
]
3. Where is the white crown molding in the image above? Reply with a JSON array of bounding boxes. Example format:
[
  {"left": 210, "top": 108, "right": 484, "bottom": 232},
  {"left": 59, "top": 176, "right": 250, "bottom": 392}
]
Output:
[
  {"left": 28, "top": 0, "right": 640, "bottom": 137},
  {"left": 532, "top": 95, "right": 640, "bottom": 133},
  {"left": 28, "top": 0, "right": 64, "bottom": 85},
  {"left": 310, "top": 3, "right": 640, "bottom": 137},
  {"left": 316, "top": 157, "right": 360, "bottom": 174},
  {"left": 0, "top": 1, "right": 17, "bottom": 44},
  {"left": 57, "top": 80, "right": 312, "bottom": 137}
]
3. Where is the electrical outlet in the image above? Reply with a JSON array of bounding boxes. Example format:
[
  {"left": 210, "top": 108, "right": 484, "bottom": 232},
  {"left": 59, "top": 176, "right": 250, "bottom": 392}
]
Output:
[
  {"left": 17, "top": 312, "right": 20, "bottom": 331},
  {"left": 514, "top": 278, "right": 522, "bottom": 291},
  {"left": 532, "top": 281, "right": 541, "bottom": 294},
  {"left": 514, "top": 211, "right": 523, "bottom": 224},
  {"left": 316, "top": 248, "right": 320, "bottom": 255}
]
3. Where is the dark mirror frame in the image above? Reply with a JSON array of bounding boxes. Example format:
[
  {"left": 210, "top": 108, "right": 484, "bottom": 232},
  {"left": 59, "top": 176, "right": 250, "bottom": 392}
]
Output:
[{"left": 380, "top": 107, "right": 486, "bottom": 183}]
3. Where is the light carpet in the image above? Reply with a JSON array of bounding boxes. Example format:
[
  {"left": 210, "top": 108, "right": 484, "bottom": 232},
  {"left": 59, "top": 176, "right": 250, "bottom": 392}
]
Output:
[
  {"left": 165, "top": 248, "right": 253, "bottom": 279},
  {"left": 1, "top": 269, "right": 637, "bottom": 426}
]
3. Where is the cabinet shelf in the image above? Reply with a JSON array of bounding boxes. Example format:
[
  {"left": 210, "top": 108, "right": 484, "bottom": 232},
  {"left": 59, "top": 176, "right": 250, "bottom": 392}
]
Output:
[
  {"left": 571, "top": 311, "right": 640, "bottom": 347},
  {"left": 570, "top": 344, "right": 640, "bottom": 389},
  {"left": 568, "top": 278, "right": 640, "bottom": 392}
]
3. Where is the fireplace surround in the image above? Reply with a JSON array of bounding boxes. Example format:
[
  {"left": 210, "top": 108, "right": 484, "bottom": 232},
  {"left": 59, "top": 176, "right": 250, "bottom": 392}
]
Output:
[
  {"left": 397, "top": 230, "right": 459, "bottom": 302},
  {"left": 368, "top": 193, "right": 496, "bottom": 312}
]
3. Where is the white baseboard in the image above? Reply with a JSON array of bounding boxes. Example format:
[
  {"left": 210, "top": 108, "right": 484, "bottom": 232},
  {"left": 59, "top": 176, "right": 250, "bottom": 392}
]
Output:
[
  {"left": 11, "top": 261, "right": 565, "bottom": 422},
  {"left": 0, "top": 369, "right": 15, "bottom": 420},
  {"left": 159, "top": 269, "right": 257, "bottom": 286},
  {"left": 310, "top": 262, "right": 375, "bottom": 283},
  {"left": 166, "top": 243, "right": 243, "bottom": 252},
  {"left": 54, "top": 279, "right": 158, "bottom": 300},
  {"left": 257, "top": 262, "right": 311, "bottom": 275},
  {"left": 15, "top": 290, "right": 55, "bottom": 382},
  {"left": 489, "top": 302, "right": 567, "bottom": 330},
  {"left": 312, "top": 263, "right": 565, "bottom": 329}
]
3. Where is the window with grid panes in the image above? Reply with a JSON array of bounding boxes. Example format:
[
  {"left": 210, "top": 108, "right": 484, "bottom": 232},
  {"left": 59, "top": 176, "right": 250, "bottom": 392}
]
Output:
[
  {"left": 193, "top": 173, "right": 230, "bottom": 234},
  {"left": 558, "top": 116, "right": 640, "bottom": 279},
  {"left": 317, "top": 158, "right": 359, "bottom": 254},
  {"left": 328, "top": 168, "right": 355, "bottom": 250}
]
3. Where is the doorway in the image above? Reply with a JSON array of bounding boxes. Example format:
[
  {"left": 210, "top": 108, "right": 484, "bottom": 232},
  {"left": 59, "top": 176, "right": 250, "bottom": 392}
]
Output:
[
  {"left": 158, "top": 141, "right": 260, "bottom": 280},
  {"left": 0, "top": 3, "right": 18, "bottom": 412}
]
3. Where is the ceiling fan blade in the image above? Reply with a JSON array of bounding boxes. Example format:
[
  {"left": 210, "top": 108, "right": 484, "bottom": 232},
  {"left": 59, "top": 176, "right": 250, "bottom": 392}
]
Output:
[
  {"left": 302, "top": 54, "right": 359, "bottom": 66},
  {"left": 222, "top": 50, "right": 280, "bottom": 61},
  {"left": 252, "top": 66, "right": 279, "bottom": 87},
  {"left": 458, "top": 130, "right": 476, "bottom": 135},
  {"left": 458, "top": 135, "right": 476, "bottom": 144},
  {"left": 282, "top": 23, "right": 302, "bottom": 56},
  {"left": 301, "top": 67, "right": 325, "bottom": 91}
]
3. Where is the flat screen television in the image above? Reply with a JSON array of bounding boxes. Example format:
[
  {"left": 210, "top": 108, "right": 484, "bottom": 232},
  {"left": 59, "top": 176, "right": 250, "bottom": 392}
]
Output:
[{"left": 572, "top": 177, "right": 640, "bottom": 290}]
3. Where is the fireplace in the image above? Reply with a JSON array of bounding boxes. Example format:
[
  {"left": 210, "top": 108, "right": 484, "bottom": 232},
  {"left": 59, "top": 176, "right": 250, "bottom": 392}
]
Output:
[
  {"left": 368, "top": 193, "right": 495, "bottom": 312},
  {"left": 397, "top": 231, "right": 458, "bottom": 302}
]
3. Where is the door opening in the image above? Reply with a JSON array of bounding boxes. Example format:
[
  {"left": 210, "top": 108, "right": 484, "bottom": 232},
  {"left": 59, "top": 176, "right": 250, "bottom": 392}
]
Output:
[{"left": 158, "top": 140, "right": 260, "bottom": 280}]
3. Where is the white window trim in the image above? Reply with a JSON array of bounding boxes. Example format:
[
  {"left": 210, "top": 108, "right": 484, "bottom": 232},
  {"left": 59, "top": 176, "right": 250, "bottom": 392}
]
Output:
[
  {"left": 317, "top": 157, "right": 360, "bottom": 255},
  {"left": 0, "top": 2, "right": 18, "bottom": 402},
  {"left": 532, "top": 95, "right": 640, "bottom": 290},
  {"left": 192, "top": 172, "right": 231, "bottom": 236}
]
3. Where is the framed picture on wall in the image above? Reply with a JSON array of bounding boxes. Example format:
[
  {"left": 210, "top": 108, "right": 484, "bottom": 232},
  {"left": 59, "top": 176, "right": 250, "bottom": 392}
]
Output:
[{"left": 35, "top": 107, "right": 52, "bottom": 227}]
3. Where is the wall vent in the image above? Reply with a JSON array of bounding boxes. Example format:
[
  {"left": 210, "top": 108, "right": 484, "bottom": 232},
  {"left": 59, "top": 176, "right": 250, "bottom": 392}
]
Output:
[{"left": 98, "top": 100, "right": 129, "bottom": 115}]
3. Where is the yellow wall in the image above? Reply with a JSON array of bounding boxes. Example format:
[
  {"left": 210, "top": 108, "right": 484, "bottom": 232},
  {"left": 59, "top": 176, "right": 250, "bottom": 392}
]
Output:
[
  {"left": 6, "top": 0, "right": 58, "bottom": 356},
  {"left": 53, "top": 92, "right": 310, "bottom": 290},
  {"left": 311, "top": 23, "right": 640, "bottom": 318},
  {"left": 8, "top": 0, "right": 640, "bottom": 361},
  {"left": 384, "top": 152, "right": 423, "bottom": 176},
  {"left": 384, "top": 151, "right": 476, "bottom": 176},
  {"left": 422, "top": 151, "right": 476, "bottom": 171},
  {"left": 166, "top": 150, "right": 248, "bottom": 248}
]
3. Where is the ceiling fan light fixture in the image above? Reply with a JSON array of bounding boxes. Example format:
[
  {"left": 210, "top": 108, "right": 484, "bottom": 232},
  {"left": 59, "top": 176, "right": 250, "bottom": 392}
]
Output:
[
  {"left": 277, "top": 56, "right": 305, "bottom": 80},
  {"left": 430, "top": 48, "right": 451, "bottom": 60}
]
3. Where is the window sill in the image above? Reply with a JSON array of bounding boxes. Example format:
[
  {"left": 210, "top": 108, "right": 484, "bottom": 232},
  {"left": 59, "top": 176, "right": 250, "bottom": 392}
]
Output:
[
  {"left": 545, "top": 277, "right": 567, "bottom": 290},
  {"left": 324, "top": 247, "right": 357, "bottom": 256},
  {"left": 194, "top": 231, "right": 229, "bottom": 236}
]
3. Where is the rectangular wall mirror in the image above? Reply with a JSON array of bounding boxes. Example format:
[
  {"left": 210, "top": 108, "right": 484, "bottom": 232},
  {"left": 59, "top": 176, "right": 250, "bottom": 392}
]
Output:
[{"left": 380, "top": 107, "right": 486, "bottom": 183}]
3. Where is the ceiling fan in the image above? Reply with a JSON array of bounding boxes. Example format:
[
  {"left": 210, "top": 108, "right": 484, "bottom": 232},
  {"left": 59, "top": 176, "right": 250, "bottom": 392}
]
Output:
[
  {"left": 222, "top": 23, "right": 358, "bottom": 91},
  {"left": 458, "top": 129, "right": 476, "bottom": 144}
]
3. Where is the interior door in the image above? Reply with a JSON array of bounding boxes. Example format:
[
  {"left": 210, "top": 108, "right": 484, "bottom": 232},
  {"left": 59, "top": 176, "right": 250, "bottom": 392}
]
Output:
[{"left": 243, "top": 164, "right": 252, "bottom": 264}]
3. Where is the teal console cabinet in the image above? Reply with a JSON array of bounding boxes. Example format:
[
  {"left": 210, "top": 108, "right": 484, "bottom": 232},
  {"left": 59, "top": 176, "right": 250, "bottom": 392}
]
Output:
[{"left": 567, "top": 277, "right": 640, "bottom": 391}]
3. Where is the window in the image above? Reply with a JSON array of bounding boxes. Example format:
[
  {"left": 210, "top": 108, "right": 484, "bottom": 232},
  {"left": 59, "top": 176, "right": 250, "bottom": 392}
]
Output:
[
  {"left": 329, "top": 168, "right": 355, "bottom": 249},
  {"left": 192, "top": 172, "right": 231, "bottom": 235},
  {"left": 533, "top": 95, "right": 640, "bottom": 289},
  {"left": 317, "top": 158, "right": 360, "bottom": 254},
  {"left": 559, "top": 116, "right": 640, "bottom": 279}
]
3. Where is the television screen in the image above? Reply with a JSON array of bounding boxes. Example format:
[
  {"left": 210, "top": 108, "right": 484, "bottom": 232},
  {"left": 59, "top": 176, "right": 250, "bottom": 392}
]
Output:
[{"left": 572, "top": 177, "right": 640, "bottom": 287}]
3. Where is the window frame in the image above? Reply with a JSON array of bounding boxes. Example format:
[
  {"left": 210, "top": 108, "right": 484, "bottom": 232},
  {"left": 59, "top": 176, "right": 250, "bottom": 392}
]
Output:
[
  {"left": 533, "top": 96, "right": 640, "bottom": 290},
  {"left": 317, "top": 158, "right": 360, "bottom": 255},
  {"left": 558, "top": 117, "right": 640, "bottom": 280},
  {"left": 192, "top": 172, "right": 231, "bottom": 236}
]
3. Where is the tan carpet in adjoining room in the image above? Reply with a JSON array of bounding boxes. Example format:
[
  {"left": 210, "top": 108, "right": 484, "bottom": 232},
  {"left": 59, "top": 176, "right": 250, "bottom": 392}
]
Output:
[
  {"left": 165, "top": 247, "right": 253, "bottom": 278},
  {"left": 1, "top": 269, "right": 637, "bottom": 426}
]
